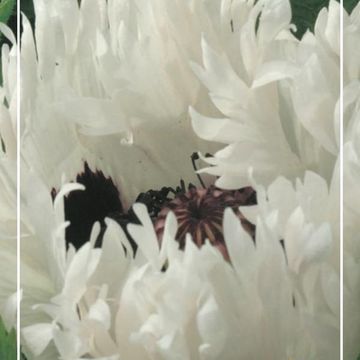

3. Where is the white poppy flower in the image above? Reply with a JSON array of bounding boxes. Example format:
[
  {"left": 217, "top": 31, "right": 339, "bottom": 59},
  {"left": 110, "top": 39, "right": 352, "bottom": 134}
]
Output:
[{"left": 17, "top": 0, "right": 341, "bottom": 359}]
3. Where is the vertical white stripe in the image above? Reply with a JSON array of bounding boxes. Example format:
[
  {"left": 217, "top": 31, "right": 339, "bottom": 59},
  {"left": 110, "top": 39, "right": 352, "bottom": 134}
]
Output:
[
  {"left": 340, "top": 0, "right": 344, "bottom": 359},
  {"left": 16, "top": 0, "right": 21, "bottom": 359}
]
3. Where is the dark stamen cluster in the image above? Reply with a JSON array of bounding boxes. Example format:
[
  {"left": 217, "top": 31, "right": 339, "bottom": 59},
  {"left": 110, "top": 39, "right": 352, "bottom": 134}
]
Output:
[
  {"left": 154, "top": 185, "right": 256, "bottom": 261},
  {"left": 133, "top": 180, "right": 193, "bottom": 219}
]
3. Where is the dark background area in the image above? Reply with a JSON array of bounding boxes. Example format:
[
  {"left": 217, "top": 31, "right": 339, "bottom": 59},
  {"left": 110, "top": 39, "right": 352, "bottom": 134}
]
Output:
[
  {"left": 344, "top": 0, "right": 359, "bottom": 12},
  {"left": 0, "top": 0, "right": 16, "bottom": 47}
]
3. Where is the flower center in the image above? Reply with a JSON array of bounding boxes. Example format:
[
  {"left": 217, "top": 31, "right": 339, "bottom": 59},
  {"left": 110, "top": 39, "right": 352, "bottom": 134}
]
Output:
[
  {"left": 56, "top": 157, "right": 256, "bottom": 259},
  {"left": 154, "top": 185, "right": 256, "bottom": 260}
]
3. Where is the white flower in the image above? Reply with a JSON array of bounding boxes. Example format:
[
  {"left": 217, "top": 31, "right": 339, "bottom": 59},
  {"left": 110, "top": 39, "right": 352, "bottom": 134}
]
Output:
[{"left": 18, "top": 0, "right": 341, "bottom": 359}]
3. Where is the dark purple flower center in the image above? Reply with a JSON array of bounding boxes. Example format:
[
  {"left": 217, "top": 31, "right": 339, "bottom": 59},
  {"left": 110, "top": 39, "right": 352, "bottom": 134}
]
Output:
[{"left": 154, "top": 185, "right": 256, "bottom": 260}]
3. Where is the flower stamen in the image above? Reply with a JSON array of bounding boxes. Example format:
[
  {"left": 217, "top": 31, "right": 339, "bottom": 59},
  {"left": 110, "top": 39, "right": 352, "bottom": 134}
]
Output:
[{"left": 154, "top": 185, "right": 256, "bottom": 260}]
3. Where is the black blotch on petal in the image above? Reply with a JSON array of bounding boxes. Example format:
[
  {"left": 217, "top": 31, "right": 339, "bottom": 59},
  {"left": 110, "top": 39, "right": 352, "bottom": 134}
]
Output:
[
  {"left": 62, "top": 162, "right": 123, "bottom": 250},
  {"left": 51, "top": 164, "right": 187, "bottom": 254}
]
